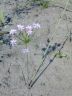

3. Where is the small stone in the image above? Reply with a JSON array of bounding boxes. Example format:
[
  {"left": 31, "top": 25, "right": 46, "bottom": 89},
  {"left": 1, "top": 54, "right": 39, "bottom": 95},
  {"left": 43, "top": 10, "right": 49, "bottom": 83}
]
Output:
[
  {"left": 55, "top": 43, "right": 61, "bottom": 47},
  {"left": 50, "top": 59, "right": 53, "bottom": 62},
  {"left": 7, "top": 53, "right": 11, "bottom": 57},
  {"left": 0, "top": 83, "right": 2, "bottom": 86},
  {"left": 52, "top": 45, "right": 56, "bottom": 51},
  {"left": 47, "top": 38, "right": 50, "bottom": 43},
  {"left": 1, "top": 56, "right": 3, "bottom": 58},
  {"left": 0, "top": 60, "right": 2, "bottom": 62},
  {"left": 42, "top": 48, "right": 46, "bottom": 51}
]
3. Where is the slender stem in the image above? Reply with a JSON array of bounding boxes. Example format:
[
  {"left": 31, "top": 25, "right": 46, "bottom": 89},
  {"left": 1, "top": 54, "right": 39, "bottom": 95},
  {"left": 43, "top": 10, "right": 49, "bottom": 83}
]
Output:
[
  {"left": 26, "top": 44, "right": 29, "bottom": 84},
  {"left": 15, "top": 53, "right": 27, "bottom": 85},
  {"left": 29, "top": 56, "right": 45, "bottom": 85},
  {"left": 28, "top": 37, "right": 68, "bottom": 88},
  {"left": 70, "top": 31, "right": 72, "bottom": 42},
  {"left": 53, "top": 0, "right": 69, "bottom": 36},
  {"left": 26, "top": 44, "right": 31, "bottom": 96},
  {"left": 29, "top": 55, "right": 56, "bottom": 89},
  {"left": 20, "top": 65, "right": 27, "bottom": 85},
  {"left": 29, "top": 44, "right": 50, "bottom": 85}
]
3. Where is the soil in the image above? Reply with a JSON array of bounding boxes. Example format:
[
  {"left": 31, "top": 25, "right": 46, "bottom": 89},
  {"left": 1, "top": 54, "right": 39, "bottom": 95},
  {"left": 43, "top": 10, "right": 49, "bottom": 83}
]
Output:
[{"left": 0, "top": 0, "right": 72, "bottom": 96}]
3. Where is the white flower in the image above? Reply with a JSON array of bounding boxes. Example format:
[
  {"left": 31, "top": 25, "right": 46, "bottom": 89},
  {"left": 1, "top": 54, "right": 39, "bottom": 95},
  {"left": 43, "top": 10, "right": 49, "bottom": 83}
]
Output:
[
  {"left": 26, "top": 30, "right": 33, "bottom": 35},
  {"left": 32, "top": 23, "right": 40, "bottom": 29},
  {"left": 17, "top": 24, "right": 24, "bottom": 31},
  {"left": 22, "top": 48, "right": 29, "bottom": 53},
  {"left": 26, "top": 25, "right": 33, "bottom": 35},
  {"left": 10, "top": 39, "right": 17, "bottom": 46},
  {"left": 26, "top": 25, "right": 32, "bottom": 31},
  {"left": 10, "top": 29, "right": 17, "bottom": 35}
]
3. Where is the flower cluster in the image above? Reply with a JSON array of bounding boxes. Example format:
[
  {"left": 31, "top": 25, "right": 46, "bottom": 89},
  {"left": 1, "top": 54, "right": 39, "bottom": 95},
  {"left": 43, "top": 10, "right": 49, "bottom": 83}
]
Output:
[{"left": 9, "top": 23, "right": 40, "bottom": 53}]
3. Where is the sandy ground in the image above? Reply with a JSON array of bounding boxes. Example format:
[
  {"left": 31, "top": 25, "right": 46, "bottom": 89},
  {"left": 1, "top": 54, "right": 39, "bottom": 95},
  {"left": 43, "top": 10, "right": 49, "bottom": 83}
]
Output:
[{"left": 0, "top": 0, "right": 72, "bottom": 96}]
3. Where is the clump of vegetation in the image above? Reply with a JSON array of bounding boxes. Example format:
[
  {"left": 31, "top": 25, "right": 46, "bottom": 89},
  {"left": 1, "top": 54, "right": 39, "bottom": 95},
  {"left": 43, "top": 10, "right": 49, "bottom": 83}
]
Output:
[
  {"left": 0, "top": 10, "right": 5, "bottom": 26},
  {"left": 31, "top": 0, "right": 49, "bottom": 8},
  {"left": 56, "top": 51, "right": 68, "bottom": 58},
  {"left": 20, "top": 32, "right": 31, "bottom": 45},
  {"left": 40, "top": 1, "right": 49, "bottom": 8}
]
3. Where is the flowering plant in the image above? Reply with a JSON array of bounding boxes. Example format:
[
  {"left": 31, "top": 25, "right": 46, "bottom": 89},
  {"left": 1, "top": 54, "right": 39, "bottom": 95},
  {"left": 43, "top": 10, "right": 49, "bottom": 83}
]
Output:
[
  {"left": 9, "top": 23, "right": 40, "bottom": 85},
  {"left": 9, "top": 23, "right": 40, "bottom": 48}
]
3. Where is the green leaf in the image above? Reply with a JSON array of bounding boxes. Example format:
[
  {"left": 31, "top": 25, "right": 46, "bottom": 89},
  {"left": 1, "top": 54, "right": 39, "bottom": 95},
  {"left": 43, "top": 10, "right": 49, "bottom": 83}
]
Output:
[
  {"left": 40, "top": 1, "right": 49, "bottom": 8},
  {"left": 56, "top": 51, "right": 67, "bottom": 58},
  {"left": 0, "top": 10, "right": 5, "bottom": 24},
  {"left": 20, "top": 33, "right": 31, "bottom": 45}
]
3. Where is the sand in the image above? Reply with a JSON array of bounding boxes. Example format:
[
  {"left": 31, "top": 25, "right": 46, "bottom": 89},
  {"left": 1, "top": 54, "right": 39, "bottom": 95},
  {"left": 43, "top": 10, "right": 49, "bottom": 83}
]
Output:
[{"left": 0, "top": 0, "right": 72, "bottom": 96}]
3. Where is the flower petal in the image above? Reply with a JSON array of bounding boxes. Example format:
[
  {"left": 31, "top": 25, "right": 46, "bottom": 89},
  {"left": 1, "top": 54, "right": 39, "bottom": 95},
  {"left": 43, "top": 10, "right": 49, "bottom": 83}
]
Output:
[
  {"left": 10, "top": 39, "right": 17, "bottom": 46},
  {"left": 26, "top": 25, "right": 33, "bottom": 31},
  {"left": 17, "top": 24, "right": 24, "bottom": 31},
  {"left": 10, "top": 29, "right": 17, "bottom": 35},
  {"left": 32, "top": 23, "right": 40, "bottom": 29},
  {"left": 27, "top": 30, "right": 33, "bottom": 35}
]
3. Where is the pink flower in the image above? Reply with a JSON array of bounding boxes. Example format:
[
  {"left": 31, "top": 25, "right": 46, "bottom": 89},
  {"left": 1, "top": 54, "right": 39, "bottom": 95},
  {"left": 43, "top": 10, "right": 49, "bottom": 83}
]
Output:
[
  {"left": 22, "top": 48, "right": 29, "bottom": 53},
  {"left": 32, "top": 23, "right": 40, "bottom": 29},
  {"left": 10, "top": 39, "right": 17, "bottom": 46},
  {"left": 17, "top": 24, "right": 24, "bottom": 31},
  {"left": 10, "top": 29, "right": 17, "bottom": 35}
]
